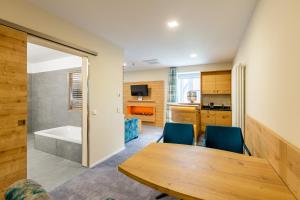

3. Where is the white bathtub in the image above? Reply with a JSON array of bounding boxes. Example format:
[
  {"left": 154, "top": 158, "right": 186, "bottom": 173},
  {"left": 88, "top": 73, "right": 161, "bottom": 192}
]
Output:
[
  {"left": 34, "top": 126, "right": 82, "bottom": 163},
  {"left": 34, "top": 126, "right": 82, "bottom": 144}
]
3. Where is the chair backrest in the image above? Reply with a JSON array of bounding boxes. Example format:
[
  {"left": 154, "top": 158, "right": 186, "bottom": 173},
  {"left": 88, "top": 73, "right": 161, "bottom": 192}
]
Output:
[
  {"left": 205, "top": 125, "right": 244, "bottom": 154},
  {"left": 163, "top": 122, "right": 194, "bottom": 145}
]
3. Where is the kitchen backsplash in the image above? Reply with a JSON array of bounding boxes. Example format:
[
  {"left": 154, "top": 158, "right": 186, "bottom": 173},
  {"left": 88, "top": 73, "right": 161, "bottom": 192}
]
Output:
[{"left": 202, "top": 94, "right": 231, "bottom": 106}]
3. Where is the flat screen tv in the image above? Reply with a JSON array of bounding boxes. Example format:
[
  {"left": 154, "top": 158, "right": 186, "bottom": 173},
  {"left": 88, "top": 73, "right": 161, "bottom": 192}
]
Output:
[{"left": 131, "top": 85, "right": 148, "bottom": 96}]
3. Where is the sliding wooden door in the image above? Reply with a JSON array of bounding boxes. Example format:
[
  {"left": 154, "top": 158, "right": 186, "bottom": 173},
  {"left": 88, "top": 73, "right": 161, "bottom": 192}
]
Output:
[{"left": 0, "top": 25, "right": 27, "bottom": 198}]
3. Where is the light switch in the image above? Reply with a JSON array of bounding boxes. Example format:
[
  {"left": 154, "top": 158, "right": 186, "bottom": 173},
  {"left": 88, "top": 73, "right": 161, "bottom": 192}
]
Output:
[{"left": 92, "top": 110, "right": 97, "bottom": 115}]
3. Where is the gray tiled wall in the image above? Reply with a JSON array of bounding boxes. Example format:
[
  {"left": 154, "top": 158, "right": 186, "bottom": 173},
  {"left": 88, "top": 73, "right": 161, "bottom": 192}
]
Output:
[{"left": 28, "top": 68, "right": 82, "bottom": 133}]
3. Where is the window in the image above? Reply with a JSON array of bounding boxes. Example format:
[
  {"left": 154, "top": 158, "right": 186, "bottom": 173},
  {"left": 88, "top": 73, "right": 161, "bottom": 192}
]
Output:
[
  {"left": 177, "top": 72, "right": 200, "bottom": 103},
  {"left": 68, "top": 71, "right": 82, "bottom": 110}
]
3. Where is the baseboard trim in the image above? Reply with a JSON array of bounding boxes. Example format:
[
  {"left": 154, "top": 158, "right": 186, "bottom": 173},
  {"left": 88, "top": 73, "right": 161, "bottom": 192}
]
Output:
[{"left": 89, "top": 146, "right": 125, "bottom": 168}]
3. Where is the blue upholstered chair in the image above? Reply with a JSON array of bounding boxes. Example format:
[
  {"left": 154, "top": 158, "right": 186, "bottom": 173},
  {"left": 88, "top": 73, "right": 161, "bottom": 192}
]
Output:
[
  {"left": 156, "top": 122, "right": 194, "bottom": 199},
  {"left": 157, "top": 122, "right": 194, "bottom": 145},
  {"left": 203, "top": 125, "right": 251, "bottom": 155}
]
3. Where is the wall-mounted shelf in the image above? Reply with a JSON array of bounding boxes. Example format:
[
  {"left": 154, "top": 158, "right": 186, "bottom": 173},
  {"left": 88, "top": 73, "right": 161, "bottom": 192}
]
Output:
[{"left": 128, "top": 100, "right": 156, "bottom": 103}]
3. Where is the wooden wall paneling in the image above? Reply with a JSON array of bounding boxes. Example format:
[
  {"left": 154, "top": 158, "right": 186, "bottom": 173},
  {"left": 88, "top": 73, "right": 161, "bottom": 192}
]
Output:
[
  {"left": 124, "top": 81, "right": 164, "bottom": 127},
  {"left": 0, "top": 25, "right": 27, "bottom": 199},
  {"left": 246, "top": 115, "right": 300, "bottom": 199}
]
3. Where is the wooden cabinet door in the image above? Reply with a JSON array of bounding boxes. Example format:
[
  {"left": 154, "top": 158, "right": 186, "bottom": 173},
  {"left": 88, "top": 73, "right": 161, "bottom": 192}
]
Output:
[
  {"left": 0, "top": 25, "right": 27, "bottom": 198},
  {"left": 215, "top": 71, "right": 231, "bottom": 94},
  {"left": 201, "top": 72, "right": 216, "bottom": 94},
  {"left": 215, "top": 111, "right": 232, "bottom": 126},
  {"left": 201, "top": 110, "right": 216, "bottom": 132}
]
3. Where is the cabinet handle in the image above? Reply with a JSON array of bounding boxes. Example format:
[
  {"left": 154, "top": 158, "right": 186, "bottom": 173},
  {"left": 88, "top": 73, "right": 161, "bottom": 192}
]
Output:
[{"left": 18, "top": 119, "right": 26, "bottom": 126}]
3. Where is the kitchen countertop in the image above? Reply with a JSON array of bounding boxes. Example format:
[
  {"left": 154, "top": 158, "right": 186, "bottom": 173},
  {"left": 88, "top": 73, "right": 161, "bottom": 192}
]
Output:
[
  {"left": 202, "top": 105, "right": 231, "bottom": 111},
  {"left": 167, "top": 103, "right": 232, "bottom": 111},
  {"left": 167, "top": 103, "right": 201, "bottom": 107}
]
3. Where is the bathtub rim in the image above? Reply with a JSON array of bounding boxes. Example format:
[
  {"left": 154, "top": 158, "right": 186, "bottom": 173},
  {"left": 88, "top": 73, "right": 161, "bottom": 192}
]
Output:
[{"left": 34, "top": 126, "right": 82, "bottom": 144}]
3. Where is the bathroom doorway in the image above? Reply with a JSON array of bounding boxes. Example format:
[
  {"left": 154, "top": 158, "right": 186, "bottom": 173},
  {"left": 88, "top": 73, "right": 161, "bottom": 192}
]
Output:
[{"left": 26, "top": 38, "right": 89, "bottom": 191}]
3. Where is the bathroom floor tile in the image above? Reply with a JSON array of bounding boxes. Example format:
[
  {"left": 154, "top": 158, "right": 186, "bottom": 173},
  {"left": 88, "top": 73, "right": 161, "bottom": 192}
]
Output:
[{"left": 27, "top": 134, "right": 87, "bottom": 191}]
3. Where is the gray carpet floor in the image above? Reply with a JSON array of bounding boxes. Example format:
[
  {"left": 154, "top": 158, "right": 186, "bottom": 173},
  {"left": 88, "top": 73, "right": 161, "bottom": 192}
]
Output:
[{"left": 50, "top": 126, "right": 177, "bottom": 200}]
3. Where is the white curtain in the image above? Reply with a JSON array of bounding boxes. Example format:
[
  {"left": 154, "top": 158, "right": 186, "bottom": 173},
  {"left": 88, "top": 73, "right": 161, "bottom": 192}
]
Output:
[{"left": 232, "top": 64, "right": 246, "bottom": 134}]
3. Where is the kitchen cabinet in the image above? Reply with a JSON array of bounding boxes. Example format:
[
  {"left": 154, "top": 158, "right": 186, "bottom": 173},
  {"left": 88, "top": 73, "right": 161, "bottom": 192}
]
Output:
[
  {"left": 201, "top": 72, "right": 215, "bottom": 94},
  {"left": 201, "top": 110, "right": 232, "bottom": 132},
  {"left": 201, "top": 71, "right": 231, "bottom": 94},
  {"left": 215, "top": 111, "right": 232, "bottom": 126},
  {"left": 201, "top": 110, "right": 216, "bottom": 132},
  {"left": 215, "top": 71, "right": 231, "bottom": 94}
]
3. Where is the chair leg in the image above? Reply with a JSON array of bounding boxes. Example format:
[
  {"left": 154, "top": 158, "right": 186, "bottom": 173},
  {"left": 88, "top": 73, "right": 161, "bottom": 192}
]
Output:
[{"left": 156, "top": 193, "right": 168, "bottom": 199}]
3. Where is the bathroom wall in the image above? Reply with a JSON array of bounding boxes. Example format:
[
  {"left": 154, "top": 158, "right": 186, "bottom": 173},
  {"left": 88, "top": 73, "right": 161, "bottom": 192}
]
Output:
[{"left": 28, "top": 67, "right": 82, "bottom": 133}]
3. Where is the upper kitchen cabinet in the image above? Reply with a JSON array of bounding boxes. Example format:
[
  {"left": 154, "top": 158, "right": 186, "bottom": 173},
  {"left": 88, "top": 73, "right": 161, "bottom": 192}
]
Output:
[
  {"left": 201, "top": 72, "right": 215, "bottom": 94},
  {"left": 201, "top": 71, "right": 231, "bottom": 94}
]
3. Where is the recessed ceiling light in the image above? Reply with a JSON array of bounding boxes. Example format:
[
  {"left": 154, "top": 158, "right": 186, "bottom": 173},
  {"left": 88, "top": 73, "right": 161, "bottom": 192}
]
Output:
[
  {"left": 123, "top": 62, "right": 127, "bottom": 67},
  {"left": 167, "top": 20, "right": 179, "bottom": 28},
  {"left": 190, "top": 53, "right": 198, "bottom": 58}
]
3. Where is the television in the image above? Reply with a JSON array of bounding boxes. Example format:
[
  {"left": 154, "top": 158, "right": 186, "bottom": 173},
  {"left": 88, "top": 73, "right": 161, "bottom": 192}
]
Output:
[{"left": 131, "top": 85, "right": 149, "bottom": 96}]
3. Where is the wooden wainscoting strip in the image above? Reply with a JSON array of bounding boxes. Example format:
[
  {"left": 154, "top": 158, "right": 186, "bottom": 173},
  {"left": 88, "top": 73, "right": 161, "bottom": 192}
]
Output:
[{"left": 246, "top": 115, "right": 300, "bottom": 199}]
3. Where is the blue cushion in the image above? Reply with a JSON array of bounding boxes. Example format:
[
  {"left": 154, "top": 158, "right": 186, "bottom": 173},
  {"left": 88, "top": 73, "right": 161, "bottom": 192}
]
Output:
[
  {"left": 204, "top": 126, "right": 244, "bottom": 154},
  {"left": 5, "top": 179, "right": 51, "bottom": 200},
  {"left": 124, "top": 118, "right": 140, "bottom": 143},
  {"left": 163, "top": 122, "right": 194, "bottom": 145}
]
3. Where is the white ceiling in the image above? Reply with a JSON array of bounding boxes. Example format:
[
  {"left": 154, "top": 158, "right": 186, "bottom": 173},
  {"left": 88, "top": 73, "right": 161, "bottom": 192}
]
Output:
[
  {"left": 28, "top": 43, "right": 72, "bottom": 63},
  {"left": 28, "top": 0, "right": 257, "bottom": 71}
]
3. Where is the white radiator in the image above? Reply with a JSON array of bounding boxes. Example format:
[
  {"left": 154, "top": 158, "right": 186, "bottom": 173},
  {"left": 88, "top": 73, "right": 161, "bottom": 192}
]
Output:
[{"left": 232, "top": 64, "right": 246, "bottom": 134}]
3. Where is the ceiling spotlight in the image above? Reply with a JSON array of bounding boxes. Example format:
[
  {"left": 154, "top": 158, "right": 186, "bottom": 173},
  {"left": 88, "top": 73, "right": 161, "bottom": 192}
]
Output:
[
  {"left": 167, "top": 20, "right": 179, "bottom": 28},
  {"left": 123, "top": 62, "right": 127, "bottom": 67},
  {"left": 190, "top": 53, "right": 198, "bottom": 58}
]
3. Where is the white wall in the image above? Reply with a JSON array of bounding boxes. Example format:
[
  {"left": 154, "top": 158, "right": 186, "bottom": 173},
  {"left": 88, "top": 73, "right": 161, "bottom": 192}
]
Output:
[
  {"left": 28, "top": 56, "right": 82, "bottom": 74},
  {"left": 124, "top": 63, "right": 232, "bottom": 121},
  {"left": 1, "top": 0, "right": 124, "bottom": 166},
  {"left": 234, "top": 0, "right": 300, "bottom": 147}
]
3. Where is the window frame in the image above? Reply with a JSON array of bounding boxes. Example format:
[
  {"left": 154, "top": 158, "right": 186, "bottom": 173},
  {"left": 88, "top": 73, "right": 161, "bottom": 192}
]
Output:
[
  {"left": 177, "top": 71, "right": 200, "bottom": 103},
  {"left": 68, "top": 70, "right": 83, "bottom": 111}
]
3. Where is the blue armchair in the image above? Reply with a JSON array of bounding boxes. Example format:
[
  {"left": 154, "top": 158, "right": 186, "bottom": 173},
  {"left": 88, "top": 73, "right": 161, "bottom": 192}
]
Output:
[
  {"left": 124, "top": 118, "right": 140, "bottom": 143},
  {"left": 203, "top": 125, "right": 251, "bottom": 155},
  {"left": 157, "top": 122, "right": 194, "bottom": 145}
]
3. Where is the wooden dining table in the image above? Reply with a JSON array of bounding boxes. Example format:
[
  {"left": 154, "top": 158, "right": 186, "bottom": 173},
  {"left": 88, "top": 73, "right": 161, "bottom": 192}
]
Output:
[{"left": 118, "top": 143, "right": 295, "bottom": 200}]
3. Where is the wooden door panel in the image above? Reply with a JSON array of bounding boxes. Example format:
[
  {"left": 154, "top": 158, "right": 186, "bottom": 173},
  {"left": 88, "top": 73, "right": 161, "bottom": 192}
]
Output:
[
  {"left": 201, "top": 110, "right": 216, "bottom": 133},
  {"left": 201, "top": 72, "right": 216, "bottom": 94},
  {"left": 0, "top": 25, "right": 27, "bottom": 199},
  {"left": 215, "top": 71, "right": 231, "bottom": 94},
  {"left": 215, "top": 111, "right": 232, "bottom": 126},
  {"left": 201, "top": 110, "right": 216, "bottom": 124}
]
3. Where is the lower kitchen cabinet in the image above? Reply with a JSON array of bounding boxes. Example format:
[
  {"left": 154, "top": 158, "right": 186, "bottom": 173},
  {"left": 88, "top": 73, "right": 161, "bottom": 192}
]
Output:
[{"left": 201, "top": 110, "right": 232, "bottom": 133}]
